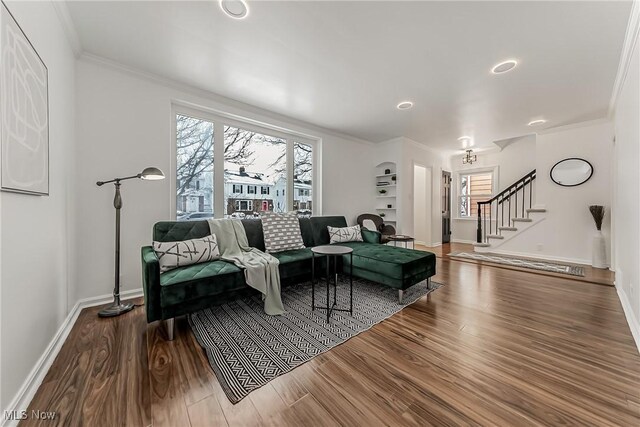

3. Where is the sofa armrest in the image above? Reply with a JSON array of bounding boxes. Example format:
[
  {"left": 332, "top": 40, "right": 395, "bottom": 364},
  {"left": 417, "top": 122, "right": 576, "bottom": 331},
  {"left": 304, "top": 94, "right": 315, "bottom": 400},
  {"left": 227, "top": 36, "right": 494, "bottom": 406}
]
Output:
[
  {"left": 141, "top": 246, "right": 162, "bottom": 323},
  {"left": 361, "top": 228, "right": 381, "bottom": 244}
]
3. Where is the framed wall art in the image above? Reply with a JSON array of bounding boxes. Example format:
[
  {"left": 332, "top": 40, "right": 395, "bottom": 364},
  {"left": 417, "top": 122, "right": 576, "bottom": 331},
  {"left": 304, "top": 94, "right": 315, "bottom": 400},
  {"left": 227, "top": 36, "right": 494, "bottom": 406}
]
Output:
[{"left": 1, "top": 1, "right": 49, "bottom": 195}]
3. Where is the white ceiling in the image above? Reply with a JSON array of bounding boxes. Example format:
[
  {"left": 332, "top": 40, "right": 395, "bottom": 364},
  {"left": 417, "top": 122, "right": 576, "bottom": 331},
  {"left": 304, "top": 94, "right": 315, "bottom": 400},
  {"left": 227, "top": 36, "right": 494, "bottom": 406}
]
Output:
[{"left": 66, "top": 1, "right": 632, "bottom": 150}]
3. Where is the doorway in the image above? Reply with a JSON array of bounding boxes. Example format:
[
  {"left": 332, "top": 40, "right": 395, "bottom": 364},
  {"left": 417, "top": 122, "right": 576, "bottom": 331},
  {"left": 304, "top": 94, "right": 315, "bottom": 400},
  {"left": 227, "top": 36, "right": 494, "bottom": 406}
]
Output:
[
  {"left": 413, "top": 164, "right": 432, "bottom": 246},
  {"left": 442, "top": 170, "right": 452, "bottom": 243}
]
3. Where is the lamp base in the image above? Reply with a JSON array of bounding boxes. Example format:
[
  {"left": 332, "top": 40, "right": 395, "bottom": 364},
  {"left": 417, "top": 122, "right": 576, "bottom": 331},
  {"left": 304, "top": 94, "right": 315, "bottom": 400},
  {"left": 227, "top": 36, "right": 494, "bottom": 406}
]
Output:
[{"left": 98, "top": 301, "right": 135, "bottom": 318}]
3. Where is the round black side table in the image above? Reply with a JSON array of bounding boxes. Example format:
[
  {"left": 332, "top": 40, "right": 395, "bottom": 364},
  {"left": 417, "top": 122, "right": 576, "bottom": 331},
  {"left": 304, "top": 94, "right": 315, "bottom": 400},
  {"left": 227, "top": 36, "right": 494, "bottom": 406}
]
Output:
[{"left": 311, "top": 245, "right": 353, "bottom": 323}]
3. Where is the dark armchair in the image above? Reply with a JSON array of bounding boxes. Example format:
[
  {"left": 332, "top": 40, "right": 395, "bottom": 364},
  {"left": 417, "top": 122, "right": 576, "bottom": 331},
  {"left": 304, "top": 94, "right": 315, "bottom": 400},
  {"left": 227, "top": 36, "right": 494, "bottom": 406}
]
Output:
[{"left": 357, "top": 213, "right": 396, "bottom": 244}]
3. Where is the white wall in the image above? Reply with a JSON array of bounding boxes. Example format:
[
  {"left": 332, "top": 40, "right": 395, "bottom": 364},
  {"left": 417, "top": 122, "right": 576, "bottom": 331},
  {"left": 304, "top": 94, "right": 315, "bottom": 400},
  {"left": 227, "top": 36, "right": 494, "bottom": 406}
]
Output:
[
  {"left": 613, "top": 20, "right": 640, "bottom": 347},
  {"left": 413, "top": 164, "right": 431, "bottom": 245},
  {"left": 373, "top": 137, "right": 449, "bottom": 246},
  {"left": 0, "top": 0, "right": 76, "bottom": 413},
  {"left": 497, "top": 121, "right": 614, "bottom": 264},
  {"left": 75, "top": 58, "right": 374, "bottom": 301},
  {"left": 451, "top": 135, "right": 537, "bottom": 242}
]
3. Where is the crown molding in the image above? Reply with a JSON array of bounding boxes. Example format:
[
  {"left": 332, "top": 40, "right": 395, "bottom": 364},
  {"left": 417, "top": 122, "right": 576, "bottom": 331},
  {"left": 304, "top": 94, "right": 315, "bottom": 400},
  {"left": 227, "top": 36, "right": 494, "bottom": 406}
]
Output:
[
  {"left": 608, "top": 0, "right": 640, "bottom": 117},
  {"left": 536, "top": 117, "right": 612, "bottom": 135},
  {"left": 51, "top": 0, "right": 82, "bottom": 57},
  {"left": 78, "top": 52, "right": 376, "bottom": 147}
]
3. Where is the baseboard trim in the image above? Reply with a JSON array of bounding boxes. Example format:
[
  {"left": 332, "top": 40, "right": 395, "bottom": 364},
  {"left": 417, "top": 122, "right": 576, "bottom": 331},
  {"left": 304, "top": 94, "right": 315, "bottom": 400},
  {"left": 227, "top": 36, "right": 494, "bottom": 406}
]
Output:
[
  {"left": 451, "top": 238, "right": 476, "bottom": 244},
  {"left": 1, "top": 288, "right": 143, "bottom": 427},
  {"left": 616, "top": 285, "right": 640, "bottom": 355},
  {"left": 482, "top": 249, "right": 592, "bottom": 267}
]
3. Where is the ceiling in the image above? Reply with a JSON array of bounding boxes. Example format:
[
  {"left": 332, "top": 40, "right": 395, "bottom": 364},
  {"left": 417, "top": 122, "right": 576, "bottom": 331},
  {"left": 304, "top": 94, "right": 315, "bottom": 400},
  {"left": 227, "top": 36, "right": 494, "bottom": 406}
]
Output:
[{"left": 66, "top": 1, "right": 632, "bottom": 151}]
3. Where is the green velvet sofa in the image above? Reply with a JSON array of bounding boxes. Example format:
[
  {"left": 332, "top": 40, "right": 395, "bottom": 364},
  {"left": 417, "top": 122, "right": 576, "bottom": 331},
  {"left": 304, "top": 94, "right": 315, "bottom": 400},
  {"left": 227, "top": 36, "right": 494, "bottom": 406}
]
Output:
[{"left": 141, "top": 216, "right": 436, "bottom": 339}]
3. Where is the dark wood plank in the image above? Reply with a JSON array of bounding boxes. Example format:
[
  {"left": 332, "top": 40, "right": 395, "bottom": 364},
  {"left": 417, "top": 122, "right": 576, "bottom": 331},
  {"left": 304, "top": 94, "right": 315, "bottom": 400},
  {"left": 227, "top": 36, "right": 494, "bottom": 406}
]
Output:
[{"left": 23, "top": 246, "right": 640, "bottom": 426}]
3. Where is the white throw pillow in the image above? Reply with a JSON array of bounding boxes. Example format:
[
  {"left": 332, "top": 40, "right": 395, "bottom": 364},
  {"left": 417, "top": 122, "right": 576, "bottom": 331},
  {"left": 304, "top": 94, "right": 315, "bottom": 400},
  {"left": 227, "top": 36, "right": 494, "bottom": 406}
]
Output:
[
  {"left": 327, "top": 225, "right": 364, "bottom": 244},
  {"left": 153, "top": 234, "right": 220, "bottom": 273},
  {"left": 261, "top": 211, "right": 306, "bottom": 253}
]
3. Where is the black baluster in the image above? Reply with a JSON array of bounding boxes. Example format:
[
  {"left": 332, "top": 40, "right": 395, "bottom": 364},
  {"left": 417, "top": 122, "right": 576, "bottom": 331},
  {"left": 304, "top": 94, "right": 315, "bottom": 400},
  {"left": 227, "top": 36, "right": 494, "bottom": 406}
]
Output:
[
  {"left": 529, "top": 177, "right": 533, "bottom": 208},
  {"left": 522, "top": 182, "right": 525, "bottom": 217},
  {"left": 476, "top": 202, "right": 482, "bottom": 243}
]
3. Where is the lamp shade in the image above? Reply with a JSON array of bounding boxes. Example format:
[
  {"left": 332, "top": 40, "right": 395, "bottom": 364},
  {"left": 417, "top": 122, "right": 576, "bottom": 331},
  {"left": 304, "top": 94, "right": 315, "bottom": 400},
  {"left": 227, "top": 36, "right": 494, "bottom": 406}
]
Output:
[{"left": 140, "top": 167, "right": 165, "bottom": 180}]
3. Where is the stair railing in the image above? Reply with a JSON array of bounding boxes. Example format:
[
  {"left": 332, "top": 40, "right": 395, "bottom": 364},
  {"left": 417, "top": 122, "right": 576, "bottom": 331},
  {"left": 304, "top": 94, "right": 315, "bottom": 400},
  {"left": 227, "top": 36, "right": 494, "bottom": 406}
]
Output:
[{"left": 476, "top": 170, "right": 536, "bottom": 244}]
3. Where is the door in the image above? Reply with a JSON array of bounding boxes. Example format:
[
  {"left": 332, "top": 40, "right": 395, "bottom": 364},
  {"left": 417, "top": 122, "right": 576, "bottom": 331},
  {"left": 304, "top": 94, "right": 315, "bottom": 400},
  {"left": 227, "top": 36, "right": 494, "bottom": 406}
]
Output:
[{"left": 442, "top": 171, "right": 452, "bottom": 243}]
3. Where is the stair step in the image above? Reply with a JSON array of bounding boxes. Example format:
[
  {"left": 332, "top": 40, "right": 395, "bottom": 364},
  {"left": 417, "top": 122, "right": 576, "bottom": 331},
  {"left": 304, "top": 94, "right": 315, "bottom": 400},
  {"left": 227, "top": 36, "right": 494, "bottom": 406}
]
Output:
[
  {"left": 527, "top": 208, "right": 546, "bottom": 213},
  {"left": 473, "top": 242, "right": 491, "bottom": 247},
  {"left": 487, "top": 234, "right": 504, "bottom": 240},
  {"left": 498, "top": 226, "right": 518, "bottom": 231},
  {"left": 512, "top": 218, "right": 533, "bottom": 222}
]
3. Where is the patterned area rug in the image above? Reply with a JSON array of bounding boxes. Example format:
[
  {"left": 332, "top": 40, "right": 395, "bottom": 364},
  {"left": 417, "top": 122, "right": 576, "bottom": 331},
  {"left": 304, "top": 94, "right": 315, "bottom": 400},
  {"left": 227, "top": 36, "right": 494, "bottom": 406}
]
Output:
[
  {"left": 449, "top": 251, "right": 585, "bottom": 276},
  {"left": 188, "top": 277, "right": 441, "bottom": 403}
]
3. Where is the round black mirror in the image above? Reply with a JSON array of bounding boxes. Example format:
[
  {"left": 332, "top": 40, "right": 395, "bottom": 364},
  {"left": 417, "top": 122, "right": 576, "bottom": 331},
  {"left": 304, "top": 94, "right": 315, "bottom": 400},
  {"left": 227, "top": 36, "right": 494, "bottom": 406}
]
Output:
[{"left": 550, "top": 158, "right": 593, "bottom": 187}]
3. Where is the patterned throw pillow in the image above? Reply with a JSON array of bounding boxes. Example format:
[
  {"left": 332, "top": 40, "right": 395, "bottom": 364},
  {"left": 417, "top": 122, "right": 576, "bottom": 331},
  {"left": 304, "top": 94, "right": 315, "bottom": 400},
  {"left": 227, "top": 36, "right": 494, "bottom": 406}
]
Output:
[
  {"left": 261, "top": 212, "right": 306, "bottom": 253},
  {"left": 328, "top": 225, "right": 364, "bottom": 244},
  {"left": 153, "top": 234, "right": 220, "bottom": 273}
]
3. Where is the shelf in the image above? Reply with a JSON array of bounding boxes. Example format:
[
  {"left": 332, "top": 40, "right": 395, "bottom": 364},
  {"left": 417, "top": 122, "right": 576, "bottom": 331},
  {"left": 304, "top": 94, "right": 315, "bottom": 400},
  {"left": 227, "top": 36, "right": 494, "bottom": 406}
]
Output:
[
  {"left": 376, "top": 208, "right": 396, "bottom": 210},
  {"left": 376, "top": 195, "right": 395, "bottom": 198},
  {"left": 376, "top": 184, "right": 396, "bottom": 188},
  {"left": 375, "top": 173, "right": 396, "bottom": 178}
]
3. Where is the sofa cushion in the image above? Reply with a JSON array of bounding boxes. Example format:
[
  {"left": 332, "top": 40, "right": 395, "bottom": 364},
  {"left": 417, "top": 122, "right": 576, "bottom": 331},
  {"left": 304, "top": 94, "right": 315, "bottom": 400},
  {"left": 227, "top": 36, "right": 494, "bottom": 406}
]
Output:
[
  {"left": 298, "top": 218, "right": 315, "bottom": 247},
  {"left": 271, "top": 247, "right": 314, "bottom": 280},
  {"left": 154, "top": 220, "right": 211, "bottom": 242},
  {"left": 241, "top": 218, "right": 266, "bottom": 252},
  {"left": 340, "top": 242, "right": 436, "bottom": 281},
  {"left": 310, "top": 216, "right": 348, "bottom": 246},
  {"left": 160, "top": 260, "right": 245, "bottom": 307}
]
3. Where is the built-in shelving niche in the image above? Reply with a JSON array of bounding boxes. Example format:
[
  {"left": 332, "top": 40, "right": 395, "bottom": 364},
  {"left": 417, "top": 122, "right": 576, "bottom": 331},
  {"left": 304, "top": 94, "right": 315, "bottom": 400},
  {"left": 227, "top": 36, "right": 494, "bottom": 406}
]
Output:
[{"left": 375, "top": 162, "right": 397, "bottom": 225}]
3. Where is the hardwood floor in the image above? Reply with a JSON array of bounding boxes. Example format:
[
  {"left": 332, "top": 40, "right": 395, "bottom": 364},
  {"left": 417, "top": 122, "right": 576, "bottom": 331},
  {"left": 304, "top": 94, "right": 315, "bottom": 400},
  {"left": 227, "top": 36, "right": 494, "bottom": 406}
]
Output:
[{"left": 24, "top": 245, "right": 639, "bottom": 426}]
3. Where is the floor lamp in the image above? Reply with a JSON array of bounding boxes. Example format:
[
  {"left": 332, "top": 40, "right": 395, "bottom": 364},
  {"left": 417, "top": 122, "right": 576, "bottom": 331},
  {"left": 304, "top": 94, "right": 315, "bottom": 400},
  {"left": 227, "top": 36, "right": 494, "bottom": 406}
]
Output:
[{"left": 96, "top": 167, "right": 165, "bottom": 317}]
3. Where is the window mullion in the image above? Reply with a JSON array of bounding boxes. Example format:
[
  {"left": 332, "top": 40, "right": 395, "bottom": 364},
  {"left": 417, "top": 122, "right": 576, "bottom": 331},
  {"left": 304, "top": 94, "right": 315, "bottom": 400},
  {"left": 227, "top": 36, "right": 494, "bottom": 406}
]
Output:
[
  {"left": 286, "top": 138, "right": 294, "bottom": 211},
  {"left": 213, "top": 120, "right": 225, "bottom": 218}
]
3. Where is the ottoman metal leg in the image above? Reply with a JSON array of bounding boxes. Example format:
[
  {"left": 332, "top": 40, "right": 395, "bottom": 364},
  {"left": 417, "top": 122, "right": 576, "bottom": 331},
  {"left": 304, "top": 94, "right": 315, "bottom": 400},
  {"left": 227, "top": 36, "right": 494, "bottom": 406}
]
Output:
[
  {"left": 427, "top": 277, "right": 432, "bottom": 289},
  {"left": 166, "top": 318, "right": 175, "bottom": 341},
  {"left": 398, "top": 289, "right": 404, "bottom": 304}
]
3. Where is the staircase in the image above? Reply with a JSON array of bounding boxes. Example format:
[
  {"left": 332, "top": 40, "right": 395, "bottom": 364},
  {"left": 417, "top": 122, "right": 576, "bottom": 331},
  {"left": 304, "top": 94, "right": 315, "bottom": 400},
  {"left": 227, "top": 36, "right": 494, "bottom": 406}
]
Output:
[{"left": 473, "top": 170, "right": 547, "bottom": 251}]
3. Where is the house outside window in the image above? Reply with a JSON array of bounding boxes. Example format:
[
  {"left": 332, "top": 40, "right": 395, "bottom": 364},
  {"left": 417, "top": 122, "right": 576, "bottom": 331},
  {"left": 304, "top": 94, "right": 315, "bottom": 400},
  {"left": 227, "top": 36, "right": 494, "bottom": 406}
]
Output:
[
  {"left": 459, "top": 172, "right": 493, "bottom": 217},
  {"left": 233, "top": 184, "right": 243, "bottom": 194},
  {"left": 247, "top": 185, "right": 257, "bottom": 194},
  {"left": 261, "top": 186, "right": 269, "bottom": 195}
]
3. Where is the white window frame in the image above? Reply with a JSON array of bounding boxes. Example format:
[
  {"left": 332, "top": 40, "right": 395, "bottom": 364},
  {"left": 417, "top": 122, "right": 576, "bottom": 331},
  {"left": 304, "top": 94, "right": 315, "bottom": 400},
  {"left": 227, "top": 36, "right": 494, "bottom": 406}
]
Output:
[
  {"left": 454, "top": 166, "right": 499, "bottom": 220},
  {"left": 235, "top": 200, "right": 253, "bottom": 211},
  {"left": 247, "top": 185, "right": 257, "bottom": 194},
  {"left": 233, "top": 184, "right": 243, "bottom": 194},
  {"left": 171, "top": 103, "right": 320, "bottom": 219}
]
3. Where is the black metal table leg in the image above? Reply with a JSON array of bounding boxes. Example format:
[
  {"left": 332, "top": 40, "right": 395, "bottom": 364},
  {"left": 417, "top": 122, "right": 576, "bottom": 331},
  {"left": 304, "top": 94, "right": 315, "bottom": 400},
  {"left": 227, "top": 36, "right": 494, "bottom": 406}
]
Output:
[
  {"left": 326, "top": 254, "right": 330, "bottom": 323},
  {"left": 311, "top": 251, "right": 315, "bottom": 310},
  {"left": 331, "top": 252, "right": 338, "bottom": 308},
  {"left": 350, "top": 252, "right": 353, "bottom": 315}
]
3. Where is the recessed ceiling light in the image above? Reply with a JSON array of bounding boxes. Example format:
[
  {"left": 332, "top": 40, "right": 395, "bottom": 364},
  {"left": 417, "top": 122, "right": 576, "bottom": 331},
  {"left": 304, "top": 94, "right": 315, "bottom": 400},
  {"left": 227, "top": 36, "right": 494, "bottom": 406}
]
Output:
[
  {"left": 528, "top": 119, "right": 547, "bottom": 126},
  {"left": 457, "top": 136, "right": 472, "bottom": 141},
  {"left": 220, "top": 0, "right": 249, "bottom": 19},
  {"left": 491, "top": 60, "right": 518, "bottom": 74},
  {"left": 396, "top": 101, "right": 414, "bottom": 110}
]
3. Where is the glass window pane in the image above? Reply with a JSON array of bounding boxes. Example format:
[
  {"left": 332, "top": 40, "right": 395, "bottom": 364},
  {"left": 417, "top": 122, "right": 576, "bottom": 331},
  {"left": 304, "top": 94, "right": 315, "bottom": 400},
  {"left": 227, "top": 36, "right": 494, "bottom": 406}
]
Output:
[
  {"left": 293, "top": 142, "right": 313, "bottom": 215},
  {"left": 224, "top": 126, "right": 286, "bottom": 217},
  {"left": 176, "top": 115, "right": 214, "bottom": 221}
]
